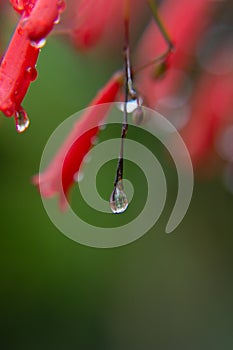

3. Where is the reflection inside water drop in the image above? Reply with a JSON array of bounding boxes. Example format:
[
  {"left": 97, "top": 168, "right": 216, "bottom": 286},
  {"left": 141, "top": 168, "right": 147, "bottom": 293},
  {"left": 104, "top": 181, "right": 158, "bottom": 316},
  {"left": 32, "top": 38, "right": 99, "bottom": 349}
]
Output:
[
  {"left": 110, "top": 180, "right": 128, "bottom": 214},
  {"left": 30, "top": 38, "right": 47, "bottom": 49},
  {"left": 14, "top": 108, "right": 30, "bottom": 133}
]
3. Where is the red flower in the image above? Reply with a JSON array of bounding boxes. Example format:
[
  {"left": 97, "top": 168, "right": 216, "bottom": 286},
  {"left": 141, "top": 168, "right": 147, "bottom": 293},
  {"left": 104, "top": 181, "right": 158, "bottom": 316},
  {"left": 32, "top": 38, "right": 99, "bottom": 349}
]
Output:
[
  {"left": 0, "top": 0, "right": 65, "bottom": 131},
  {"left": 0, "top": 16, "right": 39, "bottom": 118},
  {"left": 32, "top": 72, "right": 123, "bottom": 209},
  {"left": 181, "top": 69, "right": 233, "bottom": 167},
  {"left": 1, "top": 0, "right": 232, "bottom": 206},
  {"left": 68, "top": 0, "right": 146, "bottom": 52},
  {"left": 32, "top": 0, "right": 227, "bottom": 207},
  {"left": 135, "top": 0, "right": 214, "bottom": 108}
]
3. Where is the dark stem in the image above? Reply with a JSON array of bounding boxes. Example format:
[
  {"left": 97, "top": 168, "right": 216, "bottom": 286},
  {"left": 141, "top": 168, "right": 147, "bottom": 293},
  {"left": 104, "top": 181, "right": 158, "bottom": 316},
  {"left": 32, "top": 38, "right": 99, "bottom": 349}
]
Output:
[
  {"left": 113, "top": 5, "right": 133, "bottom": 191},
  {"left": 134, "top": 0, "right": 174, "bottom": 74},
  {"left": 147, "top": 0, "right": 174, "bottom": 49}
]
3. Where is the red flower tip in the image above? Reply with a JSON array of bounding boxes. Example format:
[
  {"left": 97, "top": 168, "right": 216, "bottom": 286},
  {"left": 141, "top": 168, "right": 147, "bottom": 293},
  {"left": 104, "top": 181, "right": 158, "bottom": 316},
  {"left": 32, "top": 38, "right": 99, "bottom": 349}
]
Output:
[
  {"left": 0, "top": 0, "right": 66, "bottom": 128},
  {"left": 21, "top": 0, "right": 66, "bottom": 43},
  {"left": 32, "top": 71, "right": 123, "bottom": 209},
  {"left": 71, "top": 0, "right": 110, "bottom": 50}
]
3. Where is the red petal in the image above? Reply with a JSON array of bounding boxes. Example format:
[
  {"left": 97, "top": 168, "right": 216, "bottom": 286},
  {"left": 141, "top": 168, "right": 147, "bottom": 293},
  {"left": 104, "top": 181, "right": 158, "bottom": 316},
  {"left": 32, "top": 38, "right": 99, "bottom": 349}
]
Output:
[
  {"left": 0, "top": 16, "right": 39, "bottom": 116},
  {"left": 135, "top": 0, "right": 214, "bottom": 108},
  {"left": 22, "top": 0, "right": 65, "bottom": 42},
  {"left": 33, "top": 71, "right": 123, "bottom": 209}
]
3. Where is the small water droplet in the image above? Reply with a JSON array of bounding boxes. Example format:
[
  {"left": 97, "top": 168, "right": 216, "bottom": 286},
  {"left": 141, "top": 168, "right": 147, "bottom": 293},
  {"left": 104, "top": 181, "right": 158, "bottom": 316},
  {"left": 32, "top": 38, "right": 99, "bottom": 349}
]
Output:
[
  {"left": 129, "top": 87, "right": 137, "bottom": 100},
  {"left": 117, "top": 96, "right": 143, "bottom": 114},
  {"left": 54, "top": 14, "right": 61, "bottom": 24},
  {"left": 30, "top": 38, "right": 47, "bottom": 49},
  {"left": 25, "top": 66, "right": 38, "bottom": 81},
  {"left": 110, "top": 180, "right": 128, "bottom": 214},
  {"left": 17, "top": 27, "right": 24, "bottom": 35},
  {"left": 132, "top": 106, "right": 144, "bottom": 125},
  {"left": 14, "top": 108, "right": 30, "bottom": 133}
]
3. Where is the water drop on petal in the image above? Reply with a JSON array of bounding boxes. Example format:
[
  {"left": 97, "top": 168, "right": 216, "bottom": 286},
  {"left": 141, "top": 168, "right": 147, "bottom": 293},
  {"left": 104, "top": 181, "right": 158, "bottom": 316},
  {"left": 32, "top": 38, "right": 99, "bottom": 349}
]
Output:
[
  {"left": 14, "top": 108, "right": 30, "bottom": 133},
  {"left": 17, "top": 27, "right": 24, "bottom": 35},
  {"left": 30, "top": 38, "right": 47, "bottom": 49},
  {"left": 25, "top": 66, "right": 38, "bottom": 81},
  {"left": 132, "top": 106, "right": 144, "bottom": 125},
  {"left": 54, "top": 14, "right": 61, "bottom": 25},
  {"left": 110, "top": 180, "right": 128, "bottom": 214}
]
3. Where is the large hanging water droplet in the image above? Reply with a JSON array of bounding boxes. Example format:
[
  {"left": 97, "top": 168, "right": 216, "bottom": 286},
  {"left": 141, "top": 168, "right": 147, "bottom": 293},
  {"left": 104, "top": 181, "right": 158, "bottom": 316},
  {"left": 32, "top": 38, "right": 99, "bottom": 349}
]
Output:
[
  {"left": 110, "top": 180, "right": 128, "bottom": 214},
  {"left": 14, "top": 108, "right": 30, "bottom": 133},
  {"left": 30, "top": 38, "right": 47, "bottom": 49}
]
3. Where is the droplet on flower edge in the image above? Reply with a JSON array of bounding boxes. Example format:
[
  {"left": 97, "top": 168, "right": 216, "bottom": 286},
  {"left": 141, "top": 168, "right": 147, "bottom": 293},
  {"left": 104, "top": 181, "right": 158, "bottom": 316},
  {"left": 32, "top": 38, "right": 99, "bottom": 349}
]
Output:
[
  {"left": 110, "top": 180, "right": 128, "bottom": 214},
  {"left": 30, "top": 38, "right": 47, "bottom": 49},
  {"left": 54, "top": 14, "right": 61, "bottom": 25},
  {"left": 14, "top": 108, "right": 30, "bottom": 133},
  {"left": 25, "top": 66, "right": 38, "bottom": 81}
]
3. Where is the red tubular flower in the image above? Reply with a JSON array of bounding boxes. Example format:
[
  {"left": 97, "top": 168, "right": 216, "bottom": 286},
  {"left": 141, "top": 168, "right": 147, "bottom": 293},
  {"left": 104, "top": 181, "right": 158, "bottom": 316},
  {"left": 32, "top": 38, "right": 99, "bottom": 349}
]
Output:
[
  {"left": 0, "top": 0, "right": 66, "bottom": 130},
  {"left": 22, "top": 0, "right": 66, "bottom": 43},
  {"left": 33, "top": 71, "right": 123, "bottom": 209},
  {"left": 0, "top": 16, "right": 39, "bottom": 117},
  {"left": 181, "top": 72, "right": 233, "bottom": 166},
  {"left": 70, "top": 0, "right": 116, "bottom": 50},
  {"left": 69, "top": 0, "right": 146, "bottom": 52},
  {"left": 135, "top": 0, "right": 214, "bottom": 108}
]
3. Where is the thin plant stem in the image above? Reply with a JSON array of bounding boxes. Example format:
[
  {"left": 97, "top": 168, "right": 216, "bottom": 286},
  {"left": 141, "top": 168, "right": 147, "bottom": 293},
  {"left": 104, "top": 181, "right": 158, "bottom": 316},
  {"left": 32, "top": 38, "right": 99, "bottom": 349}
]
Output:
[
  {"left": 147, "top": 0, "right": 174, "bottom": 49},
  {"left": 134, "top": 0, "right": 174, "bottom": 74},
  {"left": 113, "top": 0, "right": 133, "bottom": 190}
]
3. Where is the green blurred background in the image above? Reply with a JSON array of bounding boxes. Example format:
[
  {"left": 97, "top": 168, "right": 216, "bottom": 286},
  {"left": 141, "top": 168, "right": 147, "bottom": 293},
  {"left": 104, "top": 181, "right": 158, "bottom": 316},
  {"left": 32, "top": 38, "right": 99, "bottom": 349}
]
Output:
[{"left": 0, "top": 30, "right": 233, "bottom": 350}]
